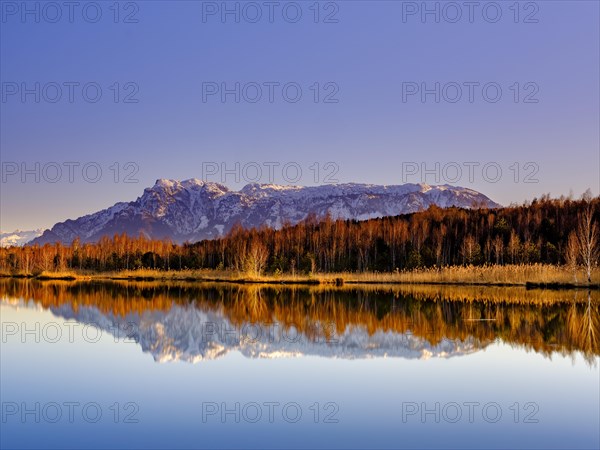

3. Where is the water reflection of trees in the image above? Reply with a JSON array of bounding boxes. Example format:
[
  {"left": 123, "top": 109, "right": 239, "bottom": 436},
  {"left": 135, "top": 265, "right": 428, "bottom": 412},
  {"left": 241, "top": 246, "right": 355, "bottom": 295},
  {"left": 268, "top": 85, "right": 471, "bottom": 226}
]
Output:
[{"left": 1, "top": 279, "right": 598, "bottom": 363}]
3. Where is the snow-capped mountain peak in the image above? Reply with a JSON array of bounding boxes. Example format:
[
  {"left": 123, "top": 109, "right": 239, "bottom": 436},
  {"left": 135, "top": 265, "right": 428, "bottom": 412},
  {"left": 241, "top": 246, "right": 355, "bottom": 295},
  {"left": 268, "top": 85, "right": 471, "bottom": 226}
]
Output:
[
  {"left": 0, "top": 229, "right": 44, "bottom": 247},
  {"left": 30, "top": 181, "right": 501, "bottom": 245}
]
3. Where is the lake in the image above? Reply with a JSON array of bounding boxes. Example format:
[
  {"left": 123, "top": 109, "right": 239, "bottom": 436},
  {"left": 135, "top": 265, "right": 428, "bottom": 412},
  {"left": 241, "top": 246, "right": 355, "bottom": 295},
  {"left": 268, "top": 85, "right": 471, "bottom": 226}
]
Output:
[{"left": 1, "top": 280, "right": 598, "bottom": 449}]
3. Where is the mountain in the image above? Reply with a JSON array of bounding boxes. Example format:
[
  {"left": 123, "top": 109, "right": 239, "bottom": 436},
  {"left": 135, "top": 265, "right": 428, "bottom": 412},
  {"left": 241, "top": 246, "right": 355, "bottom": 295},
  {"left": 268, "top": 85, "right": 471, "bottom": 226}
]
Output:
[
  {"left": 30, "top": 180, "right": 501, "bottom": 245},
  {"left": 0, "top": 229, "right": 43, "bottom": 247}
]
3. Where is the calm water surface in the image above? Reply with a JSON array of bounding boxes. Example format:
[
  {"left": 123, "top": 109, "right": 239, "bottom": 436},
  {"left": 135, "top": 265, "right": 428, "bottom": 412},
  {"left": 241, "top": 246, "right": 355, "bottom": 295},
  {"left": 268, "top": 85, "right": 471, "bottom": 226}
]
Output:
[{"left": 1, "top": 280, "right": 598, "bottom": 449}]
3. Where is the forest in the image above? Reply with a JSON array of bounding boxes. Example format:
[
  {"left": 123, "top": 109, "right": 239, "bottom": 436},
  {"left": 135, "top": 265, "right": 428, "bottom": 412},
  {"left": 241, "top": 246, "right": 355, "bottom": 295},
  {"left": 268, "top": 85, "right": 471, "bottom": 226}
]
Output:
[{"left": 1, "top": 194, "right": 598, "bottom": 281}]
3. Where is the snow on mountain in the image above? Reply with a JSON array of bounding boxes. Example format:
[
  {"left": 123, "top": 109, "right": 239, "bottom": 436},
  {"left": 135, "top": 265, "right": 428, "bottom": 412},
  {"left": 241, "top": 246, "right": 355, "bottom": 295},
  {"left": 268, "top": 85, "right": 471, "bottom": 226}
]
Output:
[
  {"left": 0, "top": 229, "right": 44, "bottom": 247},
  {"left": 30, "top": 180, "right": 501, "bottom": 245}
]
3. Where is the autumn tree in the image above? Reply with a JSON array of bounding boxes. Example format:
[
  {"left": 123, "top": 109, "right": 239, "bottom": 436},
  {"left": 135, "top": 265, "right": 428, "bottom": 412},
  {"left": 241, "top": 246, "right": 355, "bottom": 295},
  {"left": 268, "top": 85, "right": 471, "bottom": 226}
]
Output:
[
  {"left": 242, "top": 240, "right": 269, "bottom": 278},
  {"left": 577, "top": 192, "right": 599, "bottom": 283},
  {"left": 460, "top": 235, "right": 481, "bottom": 265}
]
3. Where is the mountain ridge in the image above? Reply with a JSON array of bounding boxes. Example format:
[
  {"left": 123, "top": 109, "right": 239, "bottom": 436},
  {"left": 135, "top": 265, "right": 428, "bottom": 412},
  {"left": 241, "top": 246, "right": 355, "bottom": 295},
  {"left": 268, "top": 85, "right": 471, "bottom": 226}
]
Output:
[{"left": 30, "top": 180, "right": 501, "bottom": 245}]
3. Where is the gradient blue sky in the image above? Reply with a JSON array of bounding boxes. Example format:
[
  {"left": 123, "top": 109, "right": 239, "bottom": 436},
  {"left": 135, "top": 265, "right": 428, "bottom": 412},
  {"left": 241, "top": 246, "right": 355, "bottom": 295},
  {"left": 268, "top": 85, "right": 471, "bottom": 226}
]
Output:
[{"left": 1, "top": 1, "right": 599, "bottom": 231}]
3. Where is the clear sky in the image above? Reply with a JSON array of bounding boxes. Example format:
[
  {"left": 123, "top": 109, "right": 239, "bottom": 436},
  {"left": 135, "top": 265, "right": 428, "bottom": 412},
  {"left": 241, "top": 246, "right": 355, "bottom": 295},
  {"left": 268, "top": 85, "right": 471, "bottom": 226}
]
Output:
[{"left": 1, "top": 0, "right": 599, "bottom": 231}]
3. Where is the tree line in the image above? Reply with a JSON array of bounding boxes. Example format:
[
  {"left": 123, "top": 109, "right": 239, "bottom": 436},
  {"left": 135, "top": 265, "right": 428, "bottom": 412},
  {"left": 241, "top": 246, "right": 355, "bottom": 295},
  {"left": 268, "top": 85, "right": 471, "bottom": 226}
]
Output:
[{"left": 1, "top": 193, "right": 598, "bottom": 276}]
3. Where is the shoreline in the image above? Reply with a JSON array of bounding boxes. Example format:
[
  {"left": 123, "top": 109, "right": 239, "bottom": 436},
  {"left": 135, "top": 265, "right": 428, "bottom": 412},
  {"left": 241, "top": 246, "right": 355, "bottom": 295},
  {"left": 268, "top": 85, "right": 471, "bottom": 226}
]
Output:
[{"left": 1, "top": 267, "right": 599, "bottom": 290}]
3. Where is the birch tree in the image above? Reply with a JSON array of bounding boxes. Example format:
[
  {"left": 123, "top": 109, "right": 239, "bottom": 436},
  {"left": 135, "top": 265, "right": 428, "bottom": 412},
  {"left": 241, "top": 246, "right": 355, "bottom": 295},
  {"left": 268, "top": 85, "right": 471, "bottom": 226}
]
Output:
[{"left": 577, "top": 191, "right": 599, "bottom": 283}]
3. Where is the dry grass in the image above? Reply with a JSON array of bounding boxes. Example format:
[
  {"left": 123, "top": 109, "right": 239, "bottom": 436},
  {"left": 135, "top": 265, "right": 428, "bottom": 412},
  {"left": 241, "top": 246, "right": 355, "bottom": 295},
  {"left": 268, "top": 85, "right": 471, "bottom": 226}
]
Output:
[
  {"left": 35, "top": 270, "right": 83, "bottom": 280},
  {"left": 110, "top": 264, "right": 598, "bottom": 286},
  {"left": 0, "top": 270, "right": 33, "bottom": 278},
  {"left": 313, "top": 264, "right": 599, "bottom": 286},
  {"left": 95, "top": 268, "right": 316, "bottom": 283},
  {"left": 4, "top": 264, "right": 599, "bottom": 287},
  {"left": 100, "top": 268, "right": 220, "bottom": 280}
]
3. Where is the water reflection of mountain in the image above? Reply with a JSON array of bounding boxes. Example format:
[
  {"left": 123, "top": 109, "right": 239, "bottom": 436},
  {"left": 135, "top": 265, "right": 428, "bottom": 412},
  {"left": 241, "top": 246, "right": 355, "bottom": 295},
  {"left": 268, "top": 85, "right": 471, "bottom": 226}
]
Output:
[
  {"left": 49, "top": 302, "right": 485, "bottom": 362},
  {"left": 1, "top": 280, "right": 598, "bottom": 363}
]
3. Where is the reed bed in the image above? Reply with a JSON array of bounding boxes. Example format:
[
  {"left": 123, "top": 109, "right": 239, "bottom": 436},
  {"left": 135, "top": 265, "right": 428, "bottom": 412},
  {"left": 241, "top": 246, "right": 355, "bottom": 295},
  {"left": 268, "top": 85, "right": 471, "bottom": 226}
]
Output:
[
  {"left": 2, "top": 264, "right": 598, "bottom": 287},
  {"left": 313, "top": 264, "right": 599, "bottom": 286}
]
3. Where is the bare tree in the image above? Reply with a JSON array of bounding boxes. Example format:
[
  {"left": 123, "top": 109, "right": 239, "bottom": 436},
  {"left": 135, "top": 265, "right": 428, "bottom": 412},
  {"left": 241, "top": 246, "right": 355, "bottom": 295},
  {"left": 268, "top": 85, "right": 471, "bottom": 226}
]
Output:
[
  {"left": 577, "top": 192, "right": 599, "bottom": 283},
  {"left": 243, "top": 240, "right": 269, "bottom": 278},
  {"left": 460, "top": 235, "right": 480, "bottom": 265}
]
